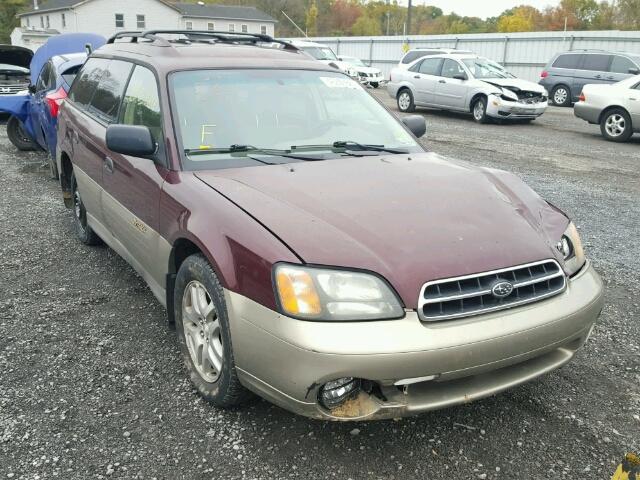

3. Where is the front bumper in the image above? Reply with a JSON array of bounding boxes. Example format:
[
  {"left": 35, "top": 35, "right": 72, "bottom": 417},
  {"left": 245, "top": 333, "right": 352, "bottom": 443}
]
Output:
[
  {"left": 574, "top": 102, "right": 601, "bottom": 124},
  {"left": 486, "top": 95, "right": 548, "bottom": 119},
  {"left": 359, "top": 75, "right": 387, "bottom": 86},
  {"left": 227, "top": 261, "right": 603, "bottom": 421}
]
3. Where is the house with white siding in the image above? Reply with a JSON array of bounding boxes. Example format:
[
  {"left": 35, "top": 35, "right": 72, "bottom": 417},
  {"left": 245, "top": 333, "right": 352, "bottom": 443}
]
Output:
[{"left": 12, "top": 0, "right": 277, "bottom": 50}]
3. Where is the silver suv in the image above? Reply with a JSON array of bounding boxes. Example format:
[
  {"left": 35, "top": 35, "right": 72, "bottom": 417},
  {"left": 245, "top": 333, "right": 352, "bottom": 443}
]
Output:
[{"left": 540, "top": 50, "right": 640, "bottom": 106}]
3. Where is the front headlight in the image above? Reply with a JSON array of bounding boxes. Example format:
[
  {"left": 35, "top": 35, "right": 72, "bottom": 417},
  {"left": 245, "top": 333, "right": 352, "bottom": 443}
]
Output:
[
  {"left": 556, "top": 222, "right": 586, "bottom": 276},
  {"left": 274, "top": 264, "right": 404, "bottom": 321}
]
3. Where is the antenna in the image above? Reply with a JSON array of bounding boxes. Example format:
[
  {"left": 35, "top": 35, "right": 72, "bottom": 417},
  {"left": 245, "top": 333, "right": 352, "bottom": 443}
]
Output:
[{"left": 281, "top": 10, "right": 307, "bottom": 38}]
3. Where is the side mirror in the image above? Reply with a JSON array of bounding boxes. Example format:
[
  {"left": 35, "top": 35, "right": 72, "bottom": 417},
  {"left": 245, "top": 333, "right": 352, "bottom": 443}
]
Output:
[
  {"left": 106, "top": 124, "right": 157, "bottom": 157},
  {"left": 452, "top": 73, "right": 468, "bottom": 81},
  {"left": 28, "top": 84, "right": 36, "bottom": 94},
  {"left": 402, "top": 115, "right": 426, "bottom": 138},
  {"left": 628, "top": 67, "right": 639, "bottom": 75}
]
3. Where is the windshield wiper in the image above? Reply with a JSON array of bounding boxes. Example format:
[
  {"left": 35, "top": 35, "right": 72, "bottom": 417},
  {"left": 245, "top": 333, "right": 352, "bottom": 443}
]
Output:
[
  {"left": 185, "top": 145, "right": 327, "bottom": 162},
  {"left": 289, "top": 141, "right": 408, "bottom": 155}
]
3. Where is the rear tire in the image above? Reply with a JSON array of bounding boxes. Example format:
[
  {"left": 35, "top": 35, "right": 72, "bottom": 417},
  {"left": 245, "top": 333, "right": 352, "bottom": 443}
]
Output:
[
  {"left": 397, "top": 89, "right": 415, "bottom": 113},
  {"left": 600, "top": 108, "right": 633, "bottom": 142},
  {"left": 70, "top": 171, "right": 101, "bottom": 245},
  {"left": 174, "top": 254, "right": 253, "bottom": 408},
  {"left": 551, "top": 85, "right": 571, "bottom": 107},
  {"left": 7, "top": 116, "right": 37, "bottom": 151},
  {"left": 472, "top": 96, "right": 489, "bottom": 124}
]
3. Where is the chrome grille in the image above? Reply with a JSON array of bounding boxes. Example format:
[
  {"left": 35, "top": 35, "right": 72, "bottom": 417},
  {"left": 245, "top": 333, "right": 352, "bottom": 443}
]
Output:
[
  {"left": 0, "top": 84, "right": 28, "bottom": 95},
  {"left": 418, "top": 260, "right": 566, "bottom": 322}
]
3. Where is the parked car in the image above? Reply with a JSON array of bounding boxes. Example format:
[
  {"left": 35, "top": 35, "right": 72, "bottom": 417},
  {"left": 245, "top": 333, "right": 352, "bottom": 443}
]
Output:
[
  {"left": 57, "top": 30, "right": 603, "bottom": 421},
  {"left": 388, "top": 54, "right": 548, "bottom": 123},
  {"left": 397, "top": 47, "right": 473, "bottom": 70},
  {"left": 540, "top": 50, "right": 640, "bottom": 107},
  {"left": 288, "top": 39, "right": 359, "bottom": 78},
  {"left": 0, "top": 45, "right": 34, "bottom": 151},
  {"left": 574, "top": 75, "right": 640, "bottom": 142},
  {"left": 337, "top": 55, "right": 386, "bottom": 88},
  {"left": 2, "top": 33, "right": 105, "bottom": 177}
]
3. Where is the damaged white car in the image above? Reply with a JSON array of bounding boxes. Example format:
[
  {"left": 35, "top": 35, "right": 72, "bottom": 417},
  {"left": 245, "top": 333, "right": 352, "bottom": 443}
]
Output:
[{"left": 388, "top": 54, "right": 548, "bottom": 123}]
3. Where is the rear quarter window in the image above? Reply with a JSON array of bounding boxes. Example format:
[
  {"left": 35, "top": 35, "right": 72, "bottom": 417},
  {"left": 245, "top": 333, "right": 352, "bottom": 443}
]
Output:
[
  {"left": 552, "top": 54, "right": 582, "bottom": 69},
  {"left": 68, "top": 58, "right": 110, "bottom": 109}
]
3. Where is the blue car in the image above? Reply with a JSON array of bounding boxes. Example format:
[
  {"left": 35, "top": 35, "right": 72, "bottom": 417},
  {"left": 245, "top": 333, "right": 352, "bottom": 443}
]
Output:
[{"left": 1, "top": 33, "right": 105, "bottom": 177}]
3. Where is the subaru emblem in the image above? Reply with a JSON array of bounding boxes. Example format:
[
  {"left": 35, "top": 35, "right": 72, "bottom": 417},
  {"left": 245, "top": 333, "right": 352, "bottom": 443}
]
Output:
[{"left": 491, "top": 280, "right": 514, "bottom": 298}]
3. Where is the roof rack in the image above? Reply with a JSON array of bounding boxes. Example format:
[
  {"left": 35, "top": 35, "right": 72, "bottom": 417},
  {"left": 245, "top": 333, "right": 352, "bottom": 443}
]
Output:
[{"left": 107, "top": 30, "right": 299, "bottom": 52}]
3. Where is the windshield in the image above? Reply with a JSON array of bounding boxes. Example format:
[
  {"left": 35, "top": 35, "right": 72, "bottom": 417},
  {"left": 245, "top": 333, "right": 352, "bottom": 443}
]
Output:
[
  {"left": 301, "top": 46, "right": 338, "bottom": 61},
  {"left": 343, "top": 57, "right": 366, "bottom": 67},
  {"left": 463, "top": 58, "right": 510, "bottom": 79},
  {"left": 616, "top": 75, "right": 640, "bottom": 88},
  {"left": 171, "top": 69, "right": 421, "bottom": 169}
]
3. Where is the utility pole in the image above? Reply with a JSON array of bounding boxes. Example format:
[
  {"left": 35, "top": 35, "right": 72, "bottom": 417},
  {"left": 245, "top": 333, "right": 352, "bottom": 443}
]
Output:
[{"left": 407, "top": 0, "right": 413, "bottom": 36}]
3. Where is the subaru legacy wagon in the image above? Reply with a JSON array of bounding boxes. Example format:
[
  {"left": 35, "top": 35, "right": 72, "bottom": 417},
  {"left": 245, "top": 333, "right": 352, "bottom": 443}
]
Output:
[{"left": 56, "top": 30, "right": 604, "bottom": 421}]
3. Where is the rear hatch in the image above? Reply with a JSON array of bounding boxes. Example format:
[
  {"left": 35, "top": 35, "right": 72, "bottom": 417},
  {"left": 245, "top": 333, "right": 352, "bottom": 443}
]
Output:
[{"left": 0, "top": 45, "right": 32, "bottom": 95}]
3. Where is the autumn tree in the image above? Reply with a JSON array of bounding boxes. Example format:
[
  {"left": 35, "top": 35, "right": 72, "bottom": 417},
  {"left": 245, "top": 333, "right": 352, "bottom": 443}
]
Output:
[
  {"left": 306, "top": 0, "right": 318, "bottom": 36},
  {"left": 498, "top": 6, "right": 543, "bottom": 32}
]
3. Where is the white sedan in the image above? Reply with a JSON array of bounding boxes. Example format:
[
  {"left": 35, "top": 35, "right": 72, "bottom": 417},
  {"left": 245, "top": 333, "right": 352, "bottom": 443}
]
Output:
[{"left": 574, "top": 75, "right": 640, "bottom": 142}]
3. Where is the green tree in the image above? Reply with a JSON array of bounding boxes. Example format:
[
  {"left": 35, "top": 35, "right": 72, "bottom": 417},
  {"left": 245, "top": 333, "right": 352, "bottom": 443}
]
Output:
[
  {"left": 617, "top": 0, "right": 640, "bottom": 29},
  {"left": 305, "top": 0, "right": 318, "bottom": 36},
  {"left": 0, "top": 0, "right": 25, "bottom": 44},
  {"left": 351, "top": 14, "right": 382, "bottom": 36}
]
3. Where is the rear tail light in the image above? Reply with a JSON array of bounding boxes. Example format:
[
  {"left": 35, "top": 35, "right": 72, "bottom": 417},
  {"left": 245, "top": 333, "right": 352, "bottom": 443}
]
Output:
[
  {"left": 540, "top": 70, "right": 548, "bottom": 78},
  {"left": 578, "top": 92, "right": 585, "bottom": 102},
  {"left": 45, "top": 87, "right": 67, "bottom": 118}
]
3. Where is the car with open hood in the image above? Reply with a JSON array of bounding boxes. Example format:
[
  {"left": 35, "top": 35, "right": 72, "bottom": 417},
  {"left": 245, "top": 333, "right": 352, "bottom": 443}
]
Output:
[
  {"left": 2, "top": 33, "right": 105, "bottom": 170},
  {"left": 388, "top": 54, "right": 548, "bottom": 123},
  {"left": 56, "top": 30, "right": 603, "bottom": 421}
]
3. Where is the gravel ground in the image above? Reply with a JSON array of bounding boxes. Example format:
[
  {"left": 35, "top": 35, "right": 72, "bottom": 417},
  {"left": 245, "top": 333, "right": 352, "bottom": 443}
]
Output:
[{"left": 0, "top": 98, "right": 638, "bottom": 480}]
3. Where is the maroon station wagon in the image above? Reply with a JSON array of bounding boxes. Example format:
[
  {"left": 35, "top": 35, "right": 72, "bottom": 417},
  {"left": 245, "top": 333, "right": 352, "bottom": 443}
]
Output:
[{"left": 56, "top": 31, "right": 604, "bottom": 421}]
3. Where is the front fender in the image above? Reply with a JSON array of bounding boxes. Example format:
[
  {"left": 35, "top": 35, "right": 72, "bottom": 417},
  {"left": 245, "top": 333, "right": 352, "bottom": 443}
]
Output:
[{"left": 0, "top": 94, "right": 36, "bottom": 140}]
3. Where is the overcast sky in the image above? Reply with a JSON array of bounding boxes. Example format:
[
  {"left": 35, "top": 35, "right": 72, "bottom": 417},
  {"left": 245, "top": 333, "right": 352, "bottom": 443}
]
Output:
[{"left": 405, "top": 0, "right": 561, "bottom": 19}]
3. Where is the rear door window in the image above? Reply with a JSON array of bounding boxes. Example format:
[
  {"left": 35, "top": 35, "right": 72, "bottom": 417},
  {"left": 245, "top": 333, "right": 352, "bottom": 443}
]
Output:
[
  {"left": 580, "top": 54, "right": 612, "bottom": 72},
  {"left": 87, "top": 60, "right": 133, "bottom": 123},
  {"left": 68, "top": 58, "right": 110, "bottom": 109},
  {"left": 418, "top": 58, "right": 442, "bottom": 76},
  {"left": 610, "top": 55, "right": 638, "bottom": 74},
  {"left": 552, "top": 54, "right": 582, "bottom": 69}
]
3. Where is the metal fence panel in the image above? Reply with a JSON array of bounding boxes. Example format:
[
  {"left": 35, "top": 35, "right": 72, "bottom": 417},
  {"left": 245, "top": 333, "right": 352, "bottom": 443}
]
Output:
[{"left": 298, "top": 30, "right": 640, "bottom": 81}]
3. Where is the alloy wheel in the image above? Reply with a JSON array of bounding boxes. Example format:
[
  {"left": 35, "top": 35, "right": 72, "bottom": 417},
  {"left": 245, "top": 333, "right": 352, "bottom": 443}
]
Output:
[
  {"left": 473, "top": 100, "right": 485, "bottom": 121},
  {"left": 605, "top": 113, "right": 626, "bottom": 137},
  {"left": 182, "top": 281, "right": 223, "bottom": 383},
  {"left": 398, "top": 92, "right": 411, "bottom": 111}
]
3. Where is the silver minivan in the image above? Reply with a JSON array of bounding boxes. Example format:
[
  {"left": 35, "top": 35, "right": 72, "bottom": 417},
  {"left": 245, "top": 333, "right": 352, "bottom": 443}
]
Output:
[{"left": 539, "top": 50, "right": 640, "bottom": 106}]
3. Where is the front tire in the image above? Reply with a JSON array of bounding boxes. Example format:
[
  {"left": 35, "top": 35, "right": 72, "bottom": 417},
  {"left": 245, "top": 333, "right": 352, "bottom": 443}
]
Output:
[
  {"left": 70, "top": 171, "right": 101, "bottom": 245},
  {"left": 551, "top": 85, "right": 571, "bottom": 107},
  {"left": 472, "top": 96, "right": 489, "bottom": 124},
  {"left": 600, "top": 108, "right": 633, "bottom": 142},
  {"left": 7, "top": 116, "right": 37, "bottom": 151},
  {"left": 174, "top": 254, "right": 252, "bottom": 408},
  {"left": 397, "top": 89, "right": 415, "bottom": 113}
]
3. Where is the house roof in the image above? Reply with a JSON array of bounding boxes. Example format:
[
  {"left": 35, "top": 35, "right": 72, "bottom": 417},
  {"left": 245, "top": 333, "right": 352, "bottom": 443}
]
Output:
[
  {"left": 172, "top": 3, "right": 276, "bottom": 23},
  {"left": 19, "top": 0, "right": 277, "bottom": 23}
]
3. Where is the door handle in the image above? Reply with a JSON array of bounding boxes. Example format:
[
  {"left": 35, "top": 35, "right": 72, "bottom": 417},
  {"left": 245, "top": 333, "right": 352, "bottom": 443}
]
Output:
[
  {"left": 594, "top": 75, "right": 602, "bottom": 79},
  {"left": 413, "top": 75, "right": 420, "bottom": 79},
  {"left": 103, "top": 156, "right": 114, "bottom": 174},
  {"left": 439, "top": 79, "right": 446, "bottom": 83}
]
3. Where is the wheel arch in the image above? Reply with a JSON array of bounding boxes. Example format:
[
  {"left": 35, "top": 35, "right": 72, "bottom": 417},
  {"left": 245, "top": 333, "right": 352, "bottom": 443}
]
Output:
[
  {"left": 58, "top": 151, "right": 74, "bottom": 208},
  {"left": 598, "top": 105, "right": 631, "bottom": 125},
  {"left": 469, "top": 92, "right": 487, "bottom": 113}
]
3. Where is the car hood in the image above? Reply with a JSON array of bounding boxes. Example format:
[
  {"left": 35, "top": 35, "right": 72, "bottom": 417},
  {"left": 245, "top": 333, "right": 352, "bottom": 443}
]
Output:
[
  {"left": 0, "top": 45, "right": 33, "bottom": 70},
  {"left": 354, "top": 66, "right": 381, "bottom": 74},
  {"left": 482, "top": 77, "right": 547, "bottom": 94},
  {"left": 195, "top": 153, "right": 569, "bottom": 308}
]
